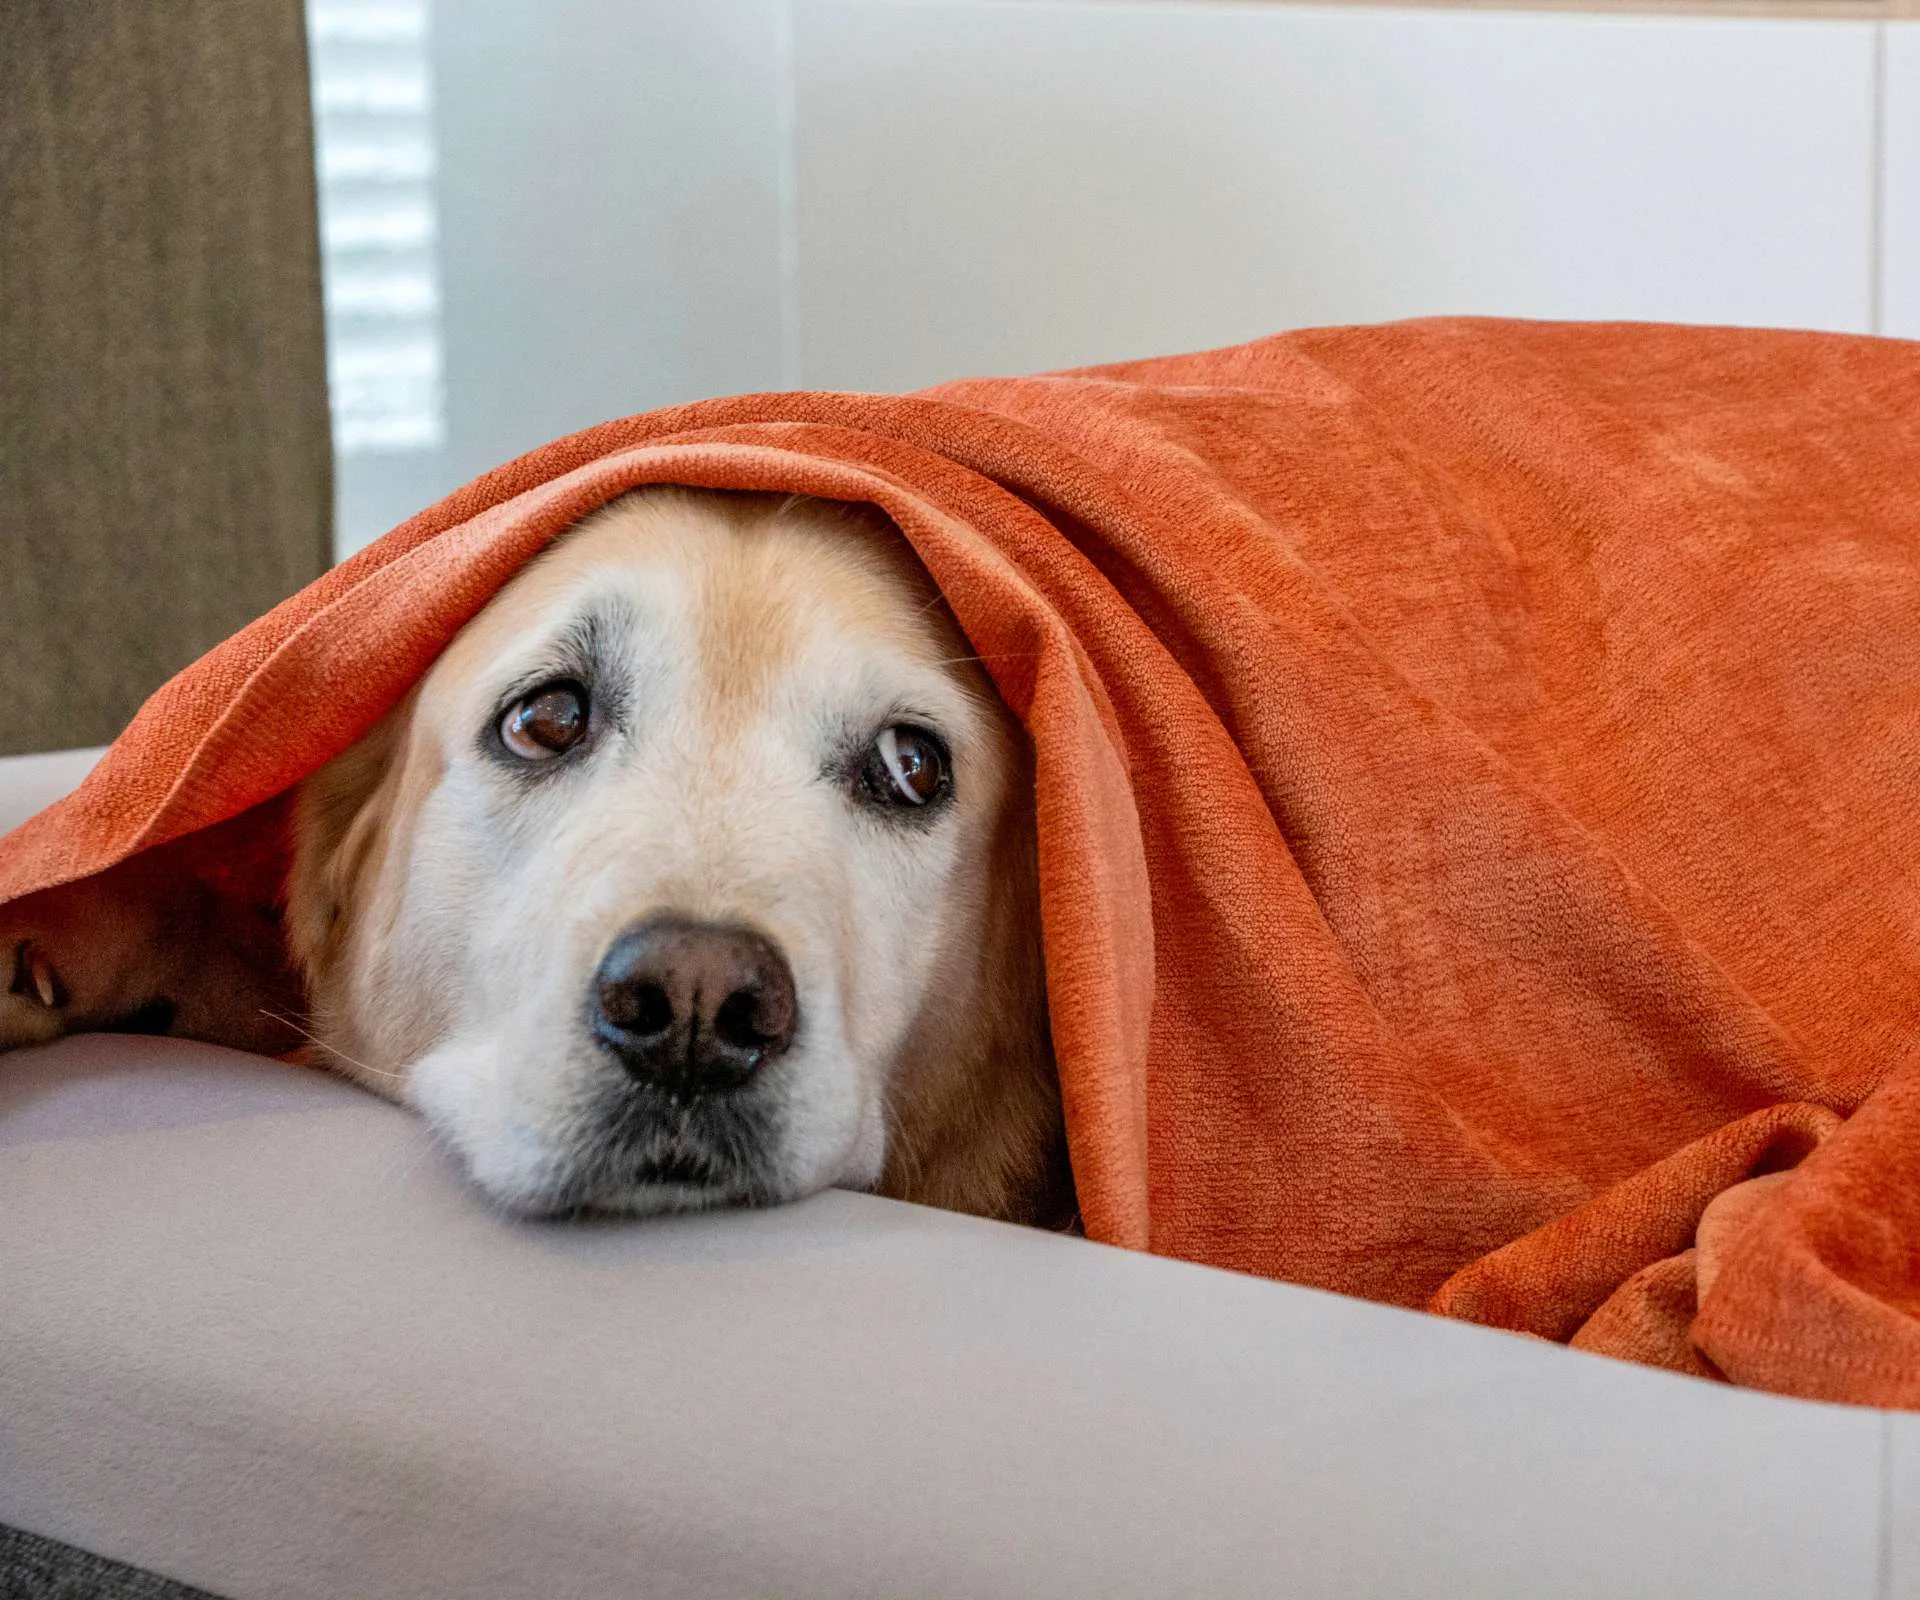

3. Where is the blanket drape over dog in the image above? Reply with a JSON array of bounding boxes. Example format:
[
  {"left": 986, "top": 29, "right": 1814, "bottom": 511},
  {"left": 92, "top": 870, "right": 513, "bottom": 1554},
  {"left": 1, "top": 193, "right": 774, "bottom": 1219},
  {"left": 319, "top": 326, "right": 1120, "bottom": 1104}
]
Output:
[{"left": 5, "top": 318, "right": 1920, "bottom": 1405}]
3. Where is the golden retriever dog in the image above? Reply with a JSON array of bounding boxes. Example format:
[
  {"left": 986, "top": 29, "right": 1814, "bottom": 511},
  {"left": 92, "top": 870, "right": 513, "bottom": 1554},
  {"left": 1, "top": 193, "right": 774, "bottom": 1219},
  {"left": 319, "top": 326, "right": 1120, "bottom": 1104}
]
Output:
[{"left": 2, "top": 489, "right": 1072, "bottom": 1227}]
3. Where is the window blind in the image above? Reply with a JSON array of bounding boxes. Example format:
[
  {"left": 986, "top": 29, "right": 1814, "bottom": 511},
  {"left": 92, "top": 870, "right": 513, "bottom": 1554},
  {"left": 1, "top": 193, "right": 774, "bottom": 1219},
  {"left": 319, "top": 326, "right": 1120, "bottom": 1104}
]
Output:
[{"left": 306, "top": 0, "right": 447, "bottom": 457}]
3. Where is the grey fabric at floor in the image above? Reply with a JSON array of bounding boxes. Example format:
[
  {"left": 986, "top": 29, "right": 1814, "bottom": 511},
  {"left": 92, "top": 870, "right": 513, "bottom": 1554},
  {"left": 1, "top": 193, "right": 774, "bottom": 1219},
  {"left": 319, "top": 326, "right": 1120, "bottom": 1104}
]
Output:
[
  {"left": 0, "top": 0, "right": 332, "bottom": 756},
  {"left": 0, "top": 1523, "right": 222, "bottom": 1600}
]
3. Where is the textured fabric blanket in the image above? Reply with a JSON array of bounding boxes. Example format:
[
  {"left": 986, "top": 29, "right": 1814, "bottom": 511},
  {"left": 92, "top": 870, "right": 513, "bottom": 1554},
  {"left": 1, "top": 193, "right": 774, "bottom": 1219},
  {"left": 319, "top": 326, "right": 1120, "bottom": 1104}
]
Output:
[{"left": 5, "top": 318, "right": 1919, "bottom": 1406}]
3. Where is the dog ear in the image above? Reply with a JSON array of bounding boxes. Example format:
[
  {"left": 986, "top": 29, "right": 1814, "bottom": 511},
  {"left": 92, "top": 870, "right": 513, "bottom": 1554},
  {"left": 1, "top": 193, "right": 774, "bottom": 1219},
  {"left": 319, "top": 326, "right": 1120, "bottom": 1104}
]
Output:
[{"left": 285, "top": 703, "right": 407, "bottom": 986}]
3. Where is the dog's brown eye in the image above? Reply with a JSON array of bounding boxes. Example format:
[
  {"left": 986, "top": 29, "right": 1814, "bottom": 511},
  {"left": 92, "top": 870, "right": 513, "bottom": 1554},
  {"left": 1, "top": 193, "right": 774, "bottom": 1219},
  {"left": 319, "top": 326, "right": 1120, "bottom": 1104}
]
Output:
[
  {"left": 500, "top": 681, "right": 590, "bottom": 760},
  {"left": 859, "top": 725, "right": 949, "bottom": 808}
]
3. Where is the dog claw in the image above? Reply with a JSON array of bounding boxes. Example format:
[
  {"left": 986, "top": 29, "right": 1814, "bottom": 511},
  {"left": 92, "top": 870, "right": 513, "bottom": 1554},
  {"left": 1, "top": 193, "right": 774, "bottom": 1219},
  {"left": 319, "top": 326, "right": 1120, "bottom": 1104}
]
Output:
[{"left": 8, "top": 941, "right": 63, "bottom": 1010}]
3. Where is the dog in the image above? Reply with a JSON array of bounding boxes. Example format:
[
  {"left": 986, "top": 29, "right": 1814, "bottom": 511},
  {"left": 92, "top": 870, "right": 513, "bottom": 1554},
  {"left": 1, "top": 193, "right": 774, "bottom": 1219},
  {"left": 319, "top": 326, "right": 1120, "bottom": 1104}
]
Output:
[{"left": 1, "top": 489, "right": 1074, "bottom": 1227}]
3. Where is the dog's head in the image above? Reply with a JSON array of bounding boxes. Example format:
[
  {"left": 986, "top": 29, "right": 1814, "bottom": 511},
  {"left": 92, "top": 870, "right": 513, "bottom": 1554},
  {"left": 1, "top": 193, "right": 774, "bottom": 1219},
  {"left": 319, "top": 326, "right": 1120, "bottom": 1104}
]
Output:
[{"left": 289, "top": 489, "right": 1063, "bottom": 1222}]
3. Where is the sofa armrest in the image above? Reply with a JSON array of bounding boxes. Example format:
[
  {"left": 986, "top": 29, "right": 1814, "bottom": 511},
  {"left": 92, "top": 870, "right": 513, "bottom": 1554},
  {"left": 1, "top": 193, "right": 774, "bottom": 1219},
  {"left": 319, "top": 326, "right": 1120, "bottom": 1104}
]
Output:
[
  {"left": 0, "top": 746, "right": 104, "bottom": 836},
  {"left": 0, "top": 1033, "right": 1896, "bottom": 1600}
]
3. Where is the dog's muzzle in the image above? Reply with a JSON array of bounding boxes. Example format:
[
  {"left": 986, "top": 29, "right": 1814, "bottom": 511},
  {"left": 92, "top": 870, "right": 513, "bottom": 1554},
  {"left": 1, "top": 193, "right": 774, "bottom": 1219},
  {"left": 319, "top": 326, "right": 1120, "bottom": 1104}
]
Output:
[{"left": 590, "top": 916, "right": 797, "bottom": 1097}]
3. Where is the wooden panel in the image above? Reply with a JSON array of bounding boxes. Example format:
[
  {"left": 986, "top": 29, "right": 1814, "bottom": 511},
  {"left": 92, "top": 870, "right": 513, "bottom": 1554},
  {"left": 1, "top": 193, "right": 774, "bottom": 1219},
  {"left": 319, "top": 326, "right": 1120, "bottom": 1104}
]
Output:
[
  {"left": 1165, "top": 0, "right": 1918, "bottom": 19},
  {"left": 0, "top": 1, "right": 332, "bottom": 757}
]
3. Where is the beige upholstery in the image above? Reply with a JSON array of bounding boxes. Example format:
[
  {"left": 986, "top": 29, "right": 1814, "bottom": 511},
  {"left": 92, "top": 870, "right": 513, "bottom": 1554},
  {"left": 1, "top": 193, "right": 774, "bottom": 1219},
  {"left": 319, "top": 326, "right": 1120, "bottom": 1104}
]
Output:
[
  {"left": 4, "top": 1049, "right": 1913, "bottom": 1600},
  {"left": 0, "top": 746, "right": 102, "bottom": 835},
  {"left": 0, "top": 751, "right": 1909, "bottom": 1598}
]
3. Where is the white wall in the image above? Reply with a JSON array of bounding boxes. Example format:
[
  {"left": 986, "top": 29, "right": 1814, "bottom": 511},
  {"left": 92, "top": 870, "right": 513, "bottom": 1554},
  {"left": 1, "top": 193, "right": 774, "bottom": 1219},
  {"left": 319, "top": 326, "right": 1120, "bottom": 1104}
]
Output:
[
  {"left": 328, "top": 1, "right": 1910, "bottom": 556},
  {"left": 795, "top": 2, "right": 1877, "bottom": 392},
  {"left": 434, "top": 0, "right": 790, "bottom": 477},
  {"left": 331, "top": 0, "right": 791, "bottom": 554},
  {"left": 1886, "top": 23, "right": 1920, "bottom": 339}
]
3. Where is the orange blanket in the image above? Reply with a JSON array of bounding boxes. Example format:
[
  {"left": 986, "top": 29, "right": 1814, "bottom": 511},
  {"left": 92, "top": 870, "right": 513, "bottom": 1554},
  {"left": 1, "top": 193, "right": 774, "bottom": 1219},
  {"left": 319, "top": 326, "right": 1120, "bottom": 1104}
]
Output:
[{"left": 6, "top": 318, "right": 1920, "bottom": 1405}]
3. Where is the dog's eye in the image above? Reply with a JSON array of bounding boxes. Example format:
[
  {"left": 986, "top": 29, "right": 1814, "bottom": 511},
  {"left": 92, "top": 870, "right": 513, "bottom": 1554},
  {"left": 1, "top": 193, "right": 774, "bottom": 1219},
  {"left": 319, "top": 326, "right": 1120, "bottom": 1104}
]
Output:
[
  {"left": 500, "top": 681, "right": 590, "bottom": 760},
  {"left": 858, "top": 725, "right": 950, "bottom": 809}
]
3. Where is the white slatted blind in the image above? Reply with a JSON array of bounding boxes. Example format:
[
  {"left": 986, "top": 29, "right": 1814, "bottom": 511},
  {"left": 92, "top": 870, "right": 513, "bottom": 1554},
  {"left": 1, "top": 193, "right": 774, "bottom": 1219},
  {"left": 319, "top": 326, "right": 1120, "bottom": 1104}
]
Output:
[{"left": 305, "top": 0, "right": 447, "bottom": 456}]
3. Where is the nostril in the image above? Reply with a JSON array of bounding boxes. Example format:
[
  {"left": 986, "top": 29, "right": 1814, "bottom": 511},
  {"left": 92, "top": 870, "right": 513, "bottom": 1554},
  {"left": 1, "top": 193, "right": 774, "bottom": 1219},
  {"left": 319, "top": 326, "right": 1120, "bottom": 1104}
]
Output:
[
  {"left": 631, "top": 984, "right": 674, "bottom": 1038},
  {"left": 600, "top": 978, "right": 674, "bottom": 1039},
  {"left": 714, "top": 986, "right": 774, "bottom": 1051}
]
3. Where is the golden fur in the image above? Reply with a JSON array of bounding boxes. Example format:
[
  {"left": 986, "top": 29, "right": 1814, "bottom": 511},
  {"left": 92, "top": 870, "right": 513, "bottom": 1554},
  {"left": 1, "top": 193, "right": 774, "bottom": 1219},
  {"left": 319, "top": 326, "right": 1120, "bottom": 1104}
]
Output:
[
  {"left": 1, "top": 489, "right": 1068, "bottom": 1226},
  {"left": 285, "top": 489, "right": 1068, "bottom": 1224}
]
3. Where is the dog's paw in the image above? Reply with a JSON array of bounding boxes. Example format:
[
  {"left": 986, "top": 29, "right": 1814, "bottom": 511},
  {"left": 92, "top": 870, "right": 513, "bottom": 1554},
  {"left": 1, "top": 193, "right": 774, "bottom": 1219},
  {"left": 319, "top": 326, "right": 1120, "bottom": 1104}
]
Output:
[{"left": 1, "top": 938, "right": 67, "bottom": 1049}]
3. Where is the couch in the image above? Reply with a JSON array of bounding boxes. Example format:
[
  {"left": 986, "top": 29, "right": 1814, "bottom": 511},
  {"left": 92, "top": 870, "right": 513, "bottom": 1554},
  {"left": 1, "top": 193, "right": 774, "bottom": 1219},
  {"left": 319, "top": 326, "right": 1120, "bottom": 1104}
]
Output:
[{"left": 0, "top": 747, "right": 1911, "bottom": 1600}]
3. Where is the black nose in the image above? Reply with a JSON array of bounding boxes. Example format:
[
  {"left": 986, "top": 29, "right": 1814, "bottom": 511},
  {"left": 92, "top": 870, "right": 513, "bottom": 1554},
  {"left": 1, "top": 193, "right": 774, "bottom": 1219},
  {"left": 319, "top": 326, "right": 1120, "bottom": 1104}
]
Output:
[{"left": 591, "top": 917, "right": 798, "bottom": 1095}]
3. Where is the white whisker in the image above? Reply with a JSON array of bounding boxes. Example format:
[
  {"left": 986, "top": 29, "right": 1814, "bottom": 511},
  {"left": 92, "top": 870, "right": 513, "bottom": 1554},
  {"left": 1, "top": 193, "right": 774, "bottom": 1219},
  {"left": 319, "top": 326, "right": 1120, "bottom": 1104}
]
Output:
[{"left": 260, "top": 1007, "right": 406, "bottom": 1085}]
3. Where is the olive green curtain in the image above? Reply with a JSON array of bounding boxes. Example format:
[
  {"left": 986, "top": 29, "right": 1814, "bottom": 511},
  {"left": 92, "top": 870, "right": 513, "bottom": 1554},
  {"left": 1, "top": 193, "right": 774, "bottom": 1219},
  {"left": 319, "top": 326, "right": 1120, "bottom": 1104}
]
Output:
[{"left": 0, "top": 1, "right": 332, "bottom": 757}]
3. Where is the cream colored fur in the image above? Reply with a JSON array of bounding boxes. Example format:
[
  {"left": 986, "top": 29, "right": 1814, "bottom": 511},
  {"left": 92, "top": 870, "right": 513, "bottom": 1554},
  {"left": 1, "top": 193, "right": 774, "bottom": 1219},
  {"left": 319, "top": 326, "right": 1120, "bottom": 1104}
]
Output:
[{"left": 283, "top": 489, "right": 1066, "bottom": 1223}]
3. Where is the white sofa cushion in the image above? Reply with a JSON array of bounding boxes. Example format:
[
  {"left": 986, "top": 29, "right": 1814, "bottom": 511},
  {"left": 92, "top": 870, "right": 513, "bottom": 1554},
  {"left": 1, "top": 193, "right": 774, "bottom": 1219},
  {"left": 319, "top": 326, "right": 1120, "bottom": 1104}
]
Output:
[
  {"left": 0, "top": 746, "right": 1904, "bottom": 1598},
  {"left": 0, "top": 1033, "right": 1898, "bottom": 1600}
]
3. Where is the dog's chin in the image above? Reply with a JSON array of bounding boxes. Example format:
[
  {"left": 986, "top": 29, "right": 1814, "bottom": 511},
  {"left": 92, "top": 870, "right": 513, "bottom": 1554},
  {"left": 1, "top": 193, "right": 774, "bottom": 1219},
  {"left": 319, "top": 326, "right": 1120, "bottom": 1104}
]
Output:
[
  {"left": 406, "top": 1033, "right": 890, "bottom": 1222},
  {"left": 438, "top": 1124, "right": 786, "bottom": 1222},
  {"left": 506, "top": 1167, "right": 771, "bottom": 1221},
  {"left": 436, "top": 1107, "right": 794, "bottom": 1222},
  {"left": 582, "top": 1168, "right": 771, "bottom": 1219}
]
